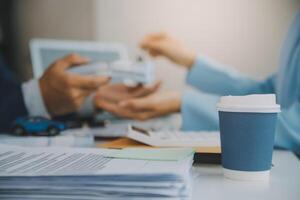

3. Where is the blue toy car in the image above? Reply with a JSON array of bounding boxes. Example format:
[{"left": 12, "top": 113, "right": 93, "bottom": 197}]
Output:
[{"left": 11, "top": 117, "right": 66, "bottom": 136}]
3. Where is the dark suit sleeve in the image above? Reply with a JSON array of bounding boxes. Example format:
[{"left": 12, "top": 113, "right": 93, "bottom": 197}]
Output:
[{"left": 0, "top": 56, "right": 28, "bottom": 132}]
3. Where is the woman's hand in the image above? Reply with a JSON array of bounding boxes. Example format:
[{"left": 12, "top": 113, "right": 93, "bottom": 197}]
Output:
[
  {"left": 94, "top": 91, "right": 181, "bottom": 121},
  {"left": 94, "top": 81, "right": 161, "bottom": 105},
  {"left": 140, "top": 32, "right": 196, "bottom": 69}
]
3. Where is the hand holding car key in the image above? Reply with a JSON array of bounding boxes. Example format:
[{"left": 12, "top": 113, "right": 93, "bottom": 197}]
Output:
[{"left": 67, "top": 57, "right": 155, "bottom": 85}]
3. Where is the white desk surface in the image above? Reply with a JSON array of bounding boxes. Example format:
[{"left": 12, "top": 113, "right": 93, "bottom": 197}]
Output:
[{"left": 191, "top": 150, "right": 300, "bottom": 200}]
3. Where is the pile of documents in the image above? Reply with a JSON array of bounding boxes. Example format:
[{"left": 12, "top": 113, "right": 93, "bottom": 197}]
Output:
[{"left": 0, "top": 145, "right": 194, "bottom": 199}]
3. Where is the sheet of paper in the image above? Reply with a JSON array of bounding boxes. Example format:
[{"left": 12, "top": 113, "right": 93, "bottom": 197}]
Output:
[
  {"left": 108, "top": 148, "right": 195, "bottom": 161},
  {"left": 0, "top": 145, "right": 192, "bottom": 177},
  {"left": 0, "top": 131, "right": 94, "bottom": 148}
]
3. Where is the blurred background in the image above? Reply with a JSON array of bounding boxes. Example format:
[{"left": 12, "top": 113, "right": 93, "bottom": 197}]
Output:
[{"left": 1, "top": 0, "right": 300, "bottom": 91}]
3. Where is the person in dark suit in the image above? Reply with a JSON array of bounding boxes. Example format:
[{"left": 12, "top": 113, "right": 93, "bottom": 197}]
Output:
[
  {"left": 0, "top": 2, "right": 110, "bottom": 132},
  {"left": 0, "top": 55, "right": 27, "bottom": 131}
]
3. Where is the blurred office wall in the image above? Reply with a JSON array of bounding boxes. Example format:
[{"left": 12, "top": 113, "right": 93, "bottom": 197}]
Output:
[
  {"left": 14, "top": 0, "right": 94, "bottom": 79},
  {"left": 15, "top": 0, "right": 300, "bottom": 91},
  {"left": 93, "top": 0, "right": 300, "bottom": 90}
]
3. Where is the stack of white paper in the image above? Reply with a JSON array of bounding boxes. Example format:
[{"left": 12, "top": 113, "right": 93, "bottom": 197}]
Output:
[{"left": 0, "top": 145, "right": 193, "bottom": 199}]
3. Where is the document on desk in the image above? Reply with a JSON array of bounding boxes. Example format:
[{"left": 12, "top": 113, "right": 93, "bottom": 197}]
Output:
[
  {"left": 0, "top": 129, "right": 95, "bottom": 148},
  {"left": 0, "top": 145, "right": 193, "bottom": 199}
]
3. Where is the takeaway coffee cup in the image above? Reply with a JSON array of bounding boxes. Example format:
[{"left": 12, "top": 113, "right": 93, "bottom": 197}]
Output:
[{"left": 217, "top": 94, "right": 280, "bottom": 181}]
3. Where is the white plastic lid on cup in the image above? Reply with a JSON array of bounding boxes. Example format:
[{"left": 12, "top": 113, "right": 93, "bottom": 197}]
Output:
[{"left": 217, "top": 94, "right": 281, "bottom": 113}]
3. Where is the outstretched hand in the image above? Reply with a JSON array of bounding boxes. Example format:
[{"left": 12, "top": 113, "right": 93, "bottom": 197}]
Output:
[
  {"left": 140, "top": 32, "right": 196, "bottom": 68},
  {"left": 94, "top": 91, "right": 181, "bottom": 121},
  {"left": 94, "top": 81, "right": 161, "bottom": 105}
]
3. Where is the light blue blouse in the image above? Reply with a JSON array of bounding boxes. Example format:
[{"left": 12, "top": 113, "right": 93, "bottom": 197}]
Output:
[{"left": 181, "top": 11, "right": 300, "bottom": 155}]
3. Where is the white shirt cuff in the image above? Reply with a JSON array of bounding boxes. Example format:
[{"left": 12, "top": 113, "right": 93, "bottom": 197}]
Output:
[{"left": 21, "top": 79, "right": 50, "bottom": 117}]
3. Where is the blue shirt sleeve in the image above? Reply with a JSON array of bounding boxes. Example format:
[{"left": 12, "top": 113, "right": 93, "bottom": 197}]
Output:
[
  {"left": 186, "top": 56, "right": 276, "bottom": 95},
  {"left": 181, "top": 55, "right": 276, "bottom": 131}
]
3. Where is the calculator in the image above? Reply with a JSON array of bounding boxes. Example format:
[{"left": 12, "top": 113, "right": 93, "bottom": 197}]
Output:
[{"left": 127, "top": 126, "right": 220, "bottom": 147}]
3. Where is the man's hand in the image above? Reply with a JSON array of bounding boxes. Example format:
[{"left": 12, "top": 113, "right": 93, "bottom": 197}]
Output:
[
  {"left": 39, "top": 54, "right": 110, "bottom": 116},
  {"left": 94, "top": 91, "right": 181, "bottom": 121},
  {"left": 94, "top": 81, "right": 161, "bottom": 105},
  {"left": 140, "top": 32, "right": 196, "bottom": 68}
]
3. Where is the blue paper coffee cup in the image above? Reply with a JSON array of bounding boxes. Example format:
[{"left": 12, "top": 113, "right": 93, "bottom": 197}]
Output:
[{"left": 217, "top": 94, "right": 280, "bottom": 181}]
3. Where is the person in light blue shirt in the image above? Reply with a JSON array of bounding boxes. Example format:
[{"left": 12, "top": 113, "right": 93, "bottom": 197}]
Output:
[{"left": 96, "top": 11, "right": 300, "bottom": 156}]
